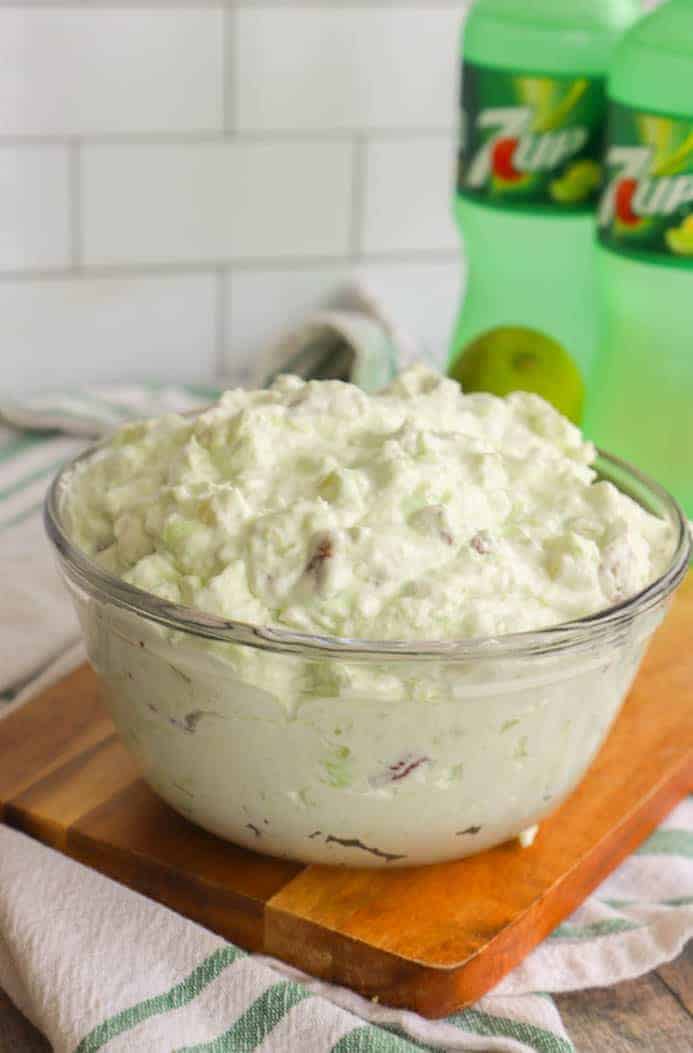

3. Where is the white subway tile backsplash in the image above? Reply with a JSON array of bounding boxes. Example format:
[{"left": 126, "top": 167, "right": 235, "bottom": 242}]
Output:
[
  {"left": 82, "top": 141, "right": 353, "bottom": 267},
  {"left": 0, "top": 9, "right": 223, "bottom": 136},
  {"left": 3, "top": 274, "right": 218, "bottom": 394},
  {"left": 0, "top": 146, "right": 69, "bottom": 271},
  {"left": 236, "top": 7, "right": 460, "bottom": 132},
  {"left": 3, "top": 3, "right": 468, "bottom": 392},
  {"left": 357, "top": 258, "right": 462, "bottom": 369},
  {"left": 361, "top": 136, "right": 458, "bottom": 255},
  {"left": 226, "top": 263, "right": 349, "bottom": 383},
  {"left": 224, "top": 257, "right": 461, "bottom": 381}
]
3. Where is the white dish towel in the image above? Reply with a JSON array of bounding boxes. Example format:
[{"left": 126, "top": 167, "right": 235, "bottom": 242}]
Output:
[{"left": 0, "top": 385, "right": 692, "bottom": 1053}]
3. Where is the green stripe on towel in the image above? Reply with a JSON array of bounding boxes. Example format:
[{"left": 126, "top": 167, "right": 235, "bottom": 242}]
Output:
[
  {"left": 331, "top": 1026, "right": 439, "bottom": 1052},
  {"left": 0, "top": 455, "right": 69, "bottom": 503},
  {"left": 0, "top": 434, "right": 47, "bottom": 464},
  {"left": 638, "top": 829, "right": 693, "bottom": 858},
  {"left": 174, "top": 979, "right": 310, "bottom": 1053},
  {"left": 74, "top": 946, "right": 242, "bottom": 1053},
  {"left": 550, "top": 919, "right": 641, "bottom": 940},
  {"left": 0, "top": 499, "right": 45, "bottom": 533},
  {"left": 450, "top": 1009, "right": 575, "bottom": 1053},
  {"left": 604, "top": 895, "right": 693, "bottom": 909}
]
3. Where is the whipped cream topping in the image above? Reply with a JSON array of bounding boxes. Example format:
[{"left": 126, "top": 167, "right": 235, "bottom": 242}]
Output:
[{"left": 65, "top": 366, "right": 673, "bottom": 641}]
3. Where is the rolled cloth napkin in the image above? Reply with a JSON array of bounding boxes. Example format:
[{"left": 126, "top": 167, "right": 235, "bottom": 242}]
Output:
[{"left": 1, "top": 385, "right": 692, "bottom": 1053}]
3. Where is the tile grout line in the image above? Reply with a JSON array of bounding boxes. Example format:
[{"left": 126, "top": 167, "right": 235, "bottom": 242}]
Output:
[
  {"left": 222, "top": 2, "right": 236, "bottom": 136},
  {"left": 348, "top": 135, "right": 366, "bottom": 262},
  {"left": 0, "top": 1, "right": 465, "bottom": 7},
  {"left": 0, "top": 129, "right": 456, "bottom": 147},
  {"left": 0, "top": 250, "right": 459, "bottom": 284},
  {"left": 68, "top": 139, "right": 82, "bottom": 270},
  {"left": 215, "top": 267, "right": 228, "bottom": 380}
]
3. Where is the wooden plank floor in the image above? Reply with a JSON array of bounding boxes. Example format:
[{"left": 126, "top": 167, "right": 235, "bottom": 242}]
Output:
[{"left": 556, "top": 941, "right": 693, "bottom": 1052}]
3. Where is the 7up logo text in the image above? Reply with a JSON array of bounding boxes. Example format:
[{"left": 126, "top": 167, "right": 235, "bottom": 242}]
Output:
[
  {"left": 466, "top": 106, "right": 589, "bottom": 188},
  {"left": 598, "top": 102, "right": 693, "bottom": 265},
  {"left": 599, "top": 145, "right": 693, "bottom": 227},
  {"left": 457, "top": 65, "right": 605, "bottom": 212}
]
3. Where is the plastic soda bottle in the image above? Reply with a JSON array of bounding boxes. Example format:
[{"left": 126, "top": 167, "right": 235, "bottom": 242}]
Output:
[
  {"left": 450, "top": 0, "right": 640, "bottom": 381},
  {"left": 587, "top": 0, "right": 693, "bottom": 517}
]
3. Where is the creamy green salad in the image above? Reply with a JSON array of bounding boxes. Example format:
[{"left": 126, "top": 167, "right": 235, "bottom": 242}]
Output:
[
  {"left": 59, "top": 367, "right": 677, "bottom": 866},
  {"left": 66, "top": 365, "right": 672, "bottom": 639}
]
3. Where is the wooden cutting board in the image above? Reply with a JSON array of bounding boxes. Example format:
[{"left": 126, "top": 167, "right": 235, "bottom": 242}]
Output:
[{"left": 1, "top": 577, "right": 692, "bottom": 1019}]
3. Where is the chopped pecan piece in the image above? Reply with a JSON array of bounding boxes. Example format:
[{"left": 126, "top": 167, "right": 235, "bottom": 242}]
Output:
[
  {"left": 470, "top": 531, "right": 492, "bottom": 555},
  {"left": 369, "top": 753, "right": 430, "bottom": 788},
  {"left": 324, "top": 836, "right": 406, "bottom": 863},
  {"left": 304, "top": 530, "right": 335, "bottom": 591}
]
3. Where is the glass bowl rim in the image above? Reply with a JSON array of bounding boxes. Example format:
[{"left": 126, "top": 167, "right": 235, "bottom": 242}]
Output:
[{"left": 44, "top": 438, "right": 691, "bottom": 663}]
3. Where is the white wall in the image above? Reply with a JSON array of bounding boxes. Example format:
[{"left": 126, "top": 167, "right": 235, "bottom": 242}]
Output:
[{"left": 1, "top": 2, "right": 466, "bottom": 392}]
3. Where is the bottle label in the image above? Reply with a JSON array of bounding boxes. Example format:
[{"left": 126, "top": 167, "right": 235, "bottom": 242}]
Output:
[
  {"left": 457, "top": 62, "right": 606, "bottom": 213},
  {"left": 598, "top": 102, "right": 693, "bottom": 267}
]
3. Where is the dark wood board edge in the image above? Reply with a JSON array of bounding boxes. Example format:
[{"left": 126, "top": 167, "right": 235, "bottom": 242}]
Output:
[
  {"left": 0, "top": 668, "right": 113, "bottom": 818},
  {"left": 66, "top": 825, "right": 276, "bottom": 953},
  {"left": 2, "top": 793, "right": 281, "bottom": 953}
]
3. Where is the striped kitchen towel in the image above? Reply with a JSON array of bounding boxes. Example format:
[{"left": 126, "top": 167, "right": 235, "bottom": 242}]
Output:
[{"left": 0, "top": 387, "right": 691, "bottom": 1053}]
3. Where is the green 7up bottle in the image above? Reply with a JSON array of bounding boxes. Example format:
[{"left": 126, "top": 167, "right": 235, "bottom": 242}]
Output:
[
  {"left": 450, "top": 0, "right": 640, "bottom": 381},
  {"left": 587, "top": 0, "right": 693, "bottom": 517}
]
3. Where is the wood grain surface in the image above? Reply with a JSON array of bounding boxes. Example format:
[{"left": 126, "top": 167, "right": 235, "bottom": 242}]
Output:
[
  {"left": 0, "top": 578, "right": 691, "bottom": 1018},
  {"left": 556, "top": 942, "right": 693, "bottom": 1052}
]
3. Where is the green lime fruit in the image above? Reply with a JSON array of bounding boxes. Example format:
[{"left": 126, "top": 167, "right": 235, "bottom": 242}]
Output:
[
  {"left": 550, "top": 159, "right": 601, "bottom": 205},
  {"left": 665, "top": 216, "right": 693, "bottom": 257},
  {"left": 449, "top": 326, "right": 584, "bottom": 424}
]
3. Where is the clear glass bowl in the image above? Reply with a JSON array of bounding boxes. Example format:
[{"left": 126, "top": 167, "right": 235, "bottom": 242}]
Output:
[{"left": 45, "top": 447, "right": 690, "bottom": 867}]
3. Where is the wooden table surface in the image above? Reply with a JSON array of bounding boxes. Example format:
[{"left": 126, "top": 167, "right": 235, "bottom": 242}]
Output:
[
  {"left": 1, "top": 943, "right": 691, "bottom": 1051},
  {"left": 555, "top": 942, "right": 693, "bottom": 1053}
]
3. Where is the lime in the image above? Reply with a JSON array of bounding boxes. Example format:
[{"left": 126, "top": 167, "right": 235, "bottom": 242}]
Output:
[
  {"left": 665, "top": 216, "right": 693, "bottom": 257},
  {"left": 550, "top": 159, "right": 601, "bottom": 205},
  {"left": 449, "top": 326, "right": 584, "bottom": 424}
]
